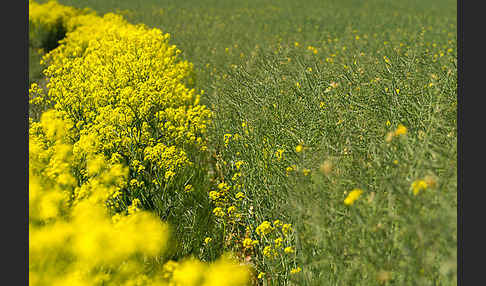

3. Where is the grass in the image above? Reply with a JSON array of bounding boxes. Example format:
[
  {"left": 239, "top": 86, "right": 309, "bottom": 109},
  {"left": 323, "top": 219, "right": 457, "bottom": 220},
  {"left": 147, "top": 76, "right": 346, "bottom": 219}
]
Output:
[{"left": 29, "top": 0, "right": 457, "bottom": 285}]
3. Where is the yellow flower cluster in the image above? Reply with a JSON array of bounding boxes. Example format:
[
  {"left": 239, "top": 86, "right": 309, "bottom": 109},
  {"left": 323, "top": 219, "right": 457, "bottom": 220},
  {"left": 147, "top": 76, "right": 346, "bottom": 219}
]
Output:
[
  {"left": 263, "top": 245, "right": 278, "bottom": 258},
  {"left": 411, "top": 179, "right": 428, "bottom": 196},
  {"left": 29, "top": 2, "right": 249, "bottom": 285},
  {"left": 254, "top": 220, "right": 296, "bottom": 264},
  {"left": 29, "top": 110, "right": 221, "bottom": 285},
  {"left": 207, "top": 151, "right": 299, "bottom": 278},
  {"left": 282, "top": 223, "right": 293, "bottom": 235},
  {"left": 29, "top": 0, "right": 90, "bottom": 32},
  {"left": 162, "top": 256, "right": 249, "bottom": 286},
  {"left": 256, "top": 221, "right": 274, "bottom": 236},
  {"left": 30, "top": 1, "right": 212, "bottom": 215},
  {"left": 242, "top": 237, "right": 259, "bottom": 249},
  {"left": 344, "top": 189, "right": 364, "bottom": 205},
  {"left": 290, "top": 267, "right": 302, "bottom": 274},
  {"left": 29, "top": 0, "right": 95, "bottom": 51},
  {"left": 385, "top": 124, "right": 408, "bottom": 142},
  {"left": 30, "top": 135, "right": 248, "bottom": 285},
  {"left": 209, "top": 181, "right": 243, "bottom": 218},
  {"left": 394, "top": 124, "right": 408, "bottom": 136},
  {"left": 307, "top": 45, "right": 319, "bottom": 54}
]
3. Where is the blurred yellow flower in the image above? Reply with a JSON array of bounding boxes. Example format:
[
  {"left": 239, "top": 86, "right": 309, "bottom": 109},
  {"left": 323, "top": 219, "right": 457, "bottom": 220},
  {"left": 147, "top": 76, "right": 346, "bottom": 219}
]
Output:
[
  {"left": 411, "top": 180, "right": 428, "bottom": 195},
  {"left": 394, "top": 124, "right": 408, "bottom": 136},
  {"left": 290, "top": 267, "right": 302, "bottom": 274},
  {"left": 295, "top": 144, "right": 304, "bottom": 153},
  {"left": 302, "top": 168, "right": 311, "bottom": 176},
  {"left": 344, "top": 189, "right": 364, "bottom": 205},
  {"left": 284, "top": 246, "right": 294, "bottom": 254}
]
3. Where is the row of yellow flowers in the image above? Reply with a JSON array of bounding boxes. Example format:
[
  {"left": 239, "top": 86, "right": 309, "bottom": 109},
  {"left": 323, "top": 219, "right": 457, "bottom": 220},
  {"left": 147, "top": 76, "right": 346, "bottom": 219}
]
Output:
[{"left": 29, "top": 1, "right": 247, "bottom": 285}]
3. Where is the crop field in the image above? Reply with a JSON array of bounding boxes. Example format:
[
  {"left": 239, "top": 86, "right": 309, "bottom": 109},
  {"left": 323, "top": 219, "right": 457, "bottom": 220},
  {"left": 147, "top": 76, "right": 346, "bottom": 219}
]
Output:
[{"left": 29, "top": 0, "right": 457, "bottom": 285}]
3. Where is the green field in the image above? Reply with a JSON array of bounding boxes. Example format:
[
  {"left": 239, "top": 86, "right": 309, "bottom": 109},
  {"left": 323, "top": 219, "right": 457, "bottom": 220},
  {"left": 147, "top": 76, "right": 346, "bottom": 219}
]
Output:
[{"left": 29, "top": 0, "right": 457, "bottom": 285}]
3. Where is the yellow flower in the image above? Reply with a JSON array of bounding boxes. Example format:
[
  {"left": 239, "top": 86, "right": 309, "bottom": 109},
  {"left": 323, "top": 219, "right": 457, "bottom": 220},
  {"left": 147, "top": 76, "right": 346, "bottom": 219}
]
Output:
[
  {"left": 286, "top": 166, "right": 294, "bottom": 175},
  {"left": 302, "top": 168, "right": 311, "bottom": 176},
  {"left": 275, "top": 149, "right": 285, "bottom": 161},
  {"left": 258, "top": 272, "right": 265, "bottom": 279},
  {"left": 165, "top": 170, "right": 176, "bottom": 180},
  {"left": 218, "top": 182, "right": 229, "bottom": 190},
  {"left": 295, "top": 144, "right": 304, "bottom": 153},
  {"left": 235, "top": 160, "right": 244, "bottom": 170},
  {"left": 274, "top": 237, "right": 283, "bottom": 248},
  {"left": 282, "top": 223, "right": 292, "bottom": 236},
  {"left": 224, "top": 134, "right": 232, "bottom": 144},
  {"left": 209, "top": 191, "right": 220, "bottom": 201},
  {"left": 204, "top": 237, "right": 212, "bottom": 245},
  {"left": 256, "top": 221, "right": 274, "bottom": 236},
  {"left": 227, "top": 205, "right": 236, "bottom": 215},
  {"left": 394, "top": 124, "right": 408, "bottom": 136},
  {"left": 232, "top": 172, "right": 242, "bottom": 181},
  {"left": 263, "top": 246, "right": 276, "bottom": 258},
  {"left": 127, "top": 198, "right": 141, "bottom": 215},
  {"left": 284, "top": 246, "right": 294, "bottom": 254},
  {"left": 344, "top": 189, "right": 364, "bottom": 205},
  {"left": 411, "top": 180, "right": 428, "bottom": 195},
  {"left": 290, "top": 267, "right": 302, "bottom": 274},
  {"left": 273, "top": 220, "right": 283, "bottom": 228},
  {"left": 235, "top": 192, "right": 245, "bottom": 200},
  {"left": 242, "top": 238, "right": 253, "bottom": 249},
  {"left": 184, "top": 184, "right": 193, "bottom": 192},
  {"left": 213, "top": 207, "right": 225, "bottom": 217}
]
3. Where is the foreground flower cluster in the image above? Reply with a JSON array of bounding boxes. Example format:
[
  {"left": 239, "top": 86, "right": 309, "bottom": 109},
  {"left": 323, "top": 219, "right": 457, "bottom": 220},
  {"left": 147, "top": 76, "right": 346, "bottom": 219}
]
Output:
[
  {"left": 29, "top": 1, "right": 248, "bottom": 285},
  {"left": 207, "top": 138, "right": 300, "bottom": 281},
  {"left": 30, "top": 111, "right": 248, "bottom": 285}
]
